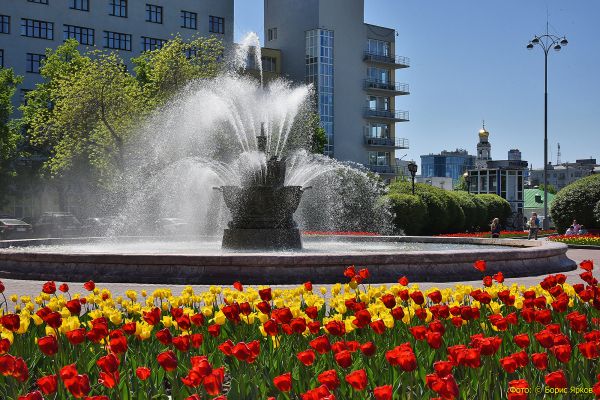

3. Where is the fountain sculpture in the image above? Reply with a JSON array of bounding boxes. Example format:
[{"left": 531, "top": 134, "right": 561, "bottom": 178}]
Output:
[{"left": 219, "top": 124, "right": 305, "bottom": 250}]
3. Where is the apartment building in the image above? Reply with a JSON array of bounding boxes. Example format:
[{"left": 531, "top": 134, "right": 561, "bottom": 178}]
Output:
[
  {"left": 263, "top": 0, "right": 410, "bottom": 178},
  {"left": 0, "top": 0, "right": 234, "bottom": 108},
  {"left": 529, "top": 158, "right": 598, "bottom": 190}
]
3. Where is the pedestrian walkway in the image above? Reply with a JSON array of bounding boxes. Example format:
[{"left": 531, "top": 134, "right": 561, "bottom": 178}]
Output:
[{"left": 1, "top": 249, "right": 597, "bottom": 300}]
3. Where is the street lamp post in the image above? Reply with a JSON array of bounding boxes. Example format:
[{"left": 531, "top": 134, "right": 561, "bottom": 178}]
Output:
[
  {"left": 463, "top": 171, "right": 471, "bottom": 194},
  {"left": 527, "top": 30, "right": 568, "bottom": 229},
  {"left": 407, "top": 162, "right": 418, "bottom": 195}
]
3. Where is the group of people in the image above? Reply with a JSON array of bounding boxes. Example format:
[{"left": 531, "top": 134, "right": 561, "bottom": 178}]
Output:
[{"left": 565, "top": 220, "right": 588, "bottom": 235}]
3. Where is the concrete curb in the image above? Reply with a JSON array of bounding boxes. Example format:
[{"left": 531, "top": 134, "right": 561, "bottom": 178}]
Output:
[{"left": 0, "top": 236, "right": 576, "bottom": 284}]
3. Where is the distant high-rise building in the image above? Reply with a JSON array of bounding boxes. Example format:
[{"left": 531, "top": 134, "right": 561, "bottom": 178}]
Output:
[
  {"left": 264, "top": 0, "right": 410, "bottom": 180},
  {"left": 420, "top": 149, "right": 475, "bottom": 183}
]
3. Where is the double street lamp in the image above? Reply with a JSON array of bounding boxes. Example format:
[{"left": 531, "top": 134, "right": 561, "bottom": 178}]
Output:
[
  {"left": 526, "top": 31, "right": 568, "bottom": 229},
  {"left": 407, "top": 161, "right": 418, "bottom": 195}
]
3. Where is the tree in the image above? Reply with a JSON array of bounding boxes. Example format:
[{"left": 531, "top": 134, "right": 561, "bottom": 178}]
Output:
[
  {"left": 454, "top": 175, "right": 468, "bottom": 191},
  {"left": 309, "top": 113, "right": 327, "bottom": 154},
  {"left": 594, "top": 200, "right": 600, "bottom": 225},
  {"left": 132, "top": 35, "right": 223, "bottom": 107},
  {"left": 0, "top": 68, "right": 23, "bottom": 206},
  {"left": 550, "top": 174, "right": 600, "bottom": 232},
  {"left": 538, "top": 183, "right": 557, "bottom": 195}
]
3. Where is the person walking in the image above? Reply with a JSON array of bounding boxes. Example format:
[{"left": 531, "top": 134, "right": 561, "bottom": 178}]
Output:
[
  {"left": 528, "top": 212, "right": 540, "bottom": 240},
  {"left": 491, "top": 218, "right": 501, "bottom": 238}
]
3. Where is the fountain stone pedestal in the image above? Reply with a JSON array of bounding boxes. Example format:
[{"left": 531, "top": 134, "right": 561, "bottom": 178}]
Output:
[{"left": 220, "top": 126, "right": 304, "bottom": 250}]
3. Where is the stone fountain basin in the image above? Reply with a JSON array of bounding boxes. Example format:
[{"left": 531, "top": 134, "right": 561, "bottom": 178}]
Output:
[{"left": 0, "top": 236, "right": 575, "bottom": 284}]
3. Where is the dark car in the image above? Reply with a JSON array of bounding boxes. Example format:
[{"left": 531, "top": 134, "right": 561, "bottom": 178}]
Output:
[
  {"left": 81, "top": 217, "right": 119, "bottom": 237},
  {"left": 155, "top": 218, "right": 192, "bottom": 236},
  {"left": 0, "top": 219, "right": 33, "bottom": 240},
  {"left": 35, "top": 212, "right": 82, "bottom": 238}
]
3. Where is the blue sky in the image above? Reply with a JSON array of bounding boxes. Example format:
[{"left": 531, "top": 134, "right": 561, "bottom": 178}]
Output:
[{"left": 234, "top": 1, "right": 600, "bottom": 169}]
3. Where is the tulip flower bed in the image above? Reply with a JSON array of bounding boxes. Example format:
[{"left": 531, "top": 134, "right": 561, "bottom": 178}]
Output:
[
  {"left": 1, "top": 260, "right": 600, "bottom": 399},
  {"left": 549, "top": 234, "right": 600, "bottom": 247},
  {"left": 302, "top": 231, "right": 380, "bottom": 236}
]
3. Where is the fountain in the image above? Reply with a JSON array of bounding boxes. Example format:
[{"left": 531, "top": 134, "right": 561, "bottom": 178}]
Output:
[
  {"left": 219, "top": 124, "right": 305, "bottom": 250},
  {"left": 0, "top": 33, "right": 577, "bottom": 284}
]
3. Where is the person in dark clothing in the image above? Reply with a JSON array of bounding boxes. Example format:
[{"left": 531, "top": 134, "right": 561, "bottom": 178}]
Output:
[{"left": 491, "top": 218, "right": 501, "bottom": 238}]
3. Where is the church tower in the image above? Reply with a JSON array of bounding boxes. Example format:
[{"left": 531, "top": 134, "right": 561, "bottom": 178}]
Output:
[{"left": 476, "top": 121, "right": 491, "bottom": 169}]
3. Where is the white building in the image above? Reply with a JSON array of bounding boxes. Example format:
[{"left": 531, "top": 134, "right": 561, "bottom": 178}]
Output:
[
  {"left": 264, "top": 0, "right": 410, "bottom": 179},
  {"left": 529, "top": 158, "right": 598, "bottom": 190}
]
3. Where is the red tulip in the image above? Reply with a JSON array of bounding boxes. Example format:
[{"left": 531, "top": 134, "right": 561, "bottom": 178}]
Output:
[
  {"left": 304, "top": 281, "right": 313, "bottom": 291},
  {"left": 345, "top": 369, "right": 368, "bottom": 391},
  {"left": 65, "top": 299, "right": 82, "bottom": 315},
  {"left": 18, "top": 391, "right": 43, "bottom": 400},
  {"left": 37, "top": 335, "right": 58, "bottom": 356},
  {"left": 317, "top": 369, "right": 340, "bottom": 390},
  {"left": 398, "top": 276, "right": 409, "bottom": 286},
  {"left": 207, "top": 324, "right": 221, "bottom": 337},
  {"left": 360, "top": 341, "right": 376, "bottom": 357},
  {"left": 135, "top": 367, "right": 151, "bottom": 381},
  {"left": 83, "top": 280, "right": 95, "bottom": 291},
  {"left": 380, "top": 293, "right": 396, "bottom": 309},
  {"left": 473, "top": 259, "right": 486, "bottom": 272},
  {"left": 42, "top": 281, "right": 56, "bottom": 294},
  {"left": 233, "top": 281, "right": 243, "bottom": 291},
  {"left": 493, "top": 271, "right": 504, "bottom": 283},
  {"left": 173, "top": 335, "right": 191, "bottom": 352},
  {"left": 508, "top": 379, "right": 529, "bottom": 400},
  {"left": 433, "top": 361, "right": 453, "bottom": 378},
  {"left": 142, "top": 307, "right": 161, "bottom": 326},
  {"left": 325, "top": 320, "right": 345, "bottom": 336},
  {"left": 374, "top": 385, "right": 393, "bottom": 400},
  {"left": 97, "top": 353, "right": 119, "bottom": 373},
  {"left": 334, "top": 350, "right": 352, "bottom": 368},
  {"left": 500, "top": 356, "right": 518, "bottom": 373},
  {"left": 385, "top": 343, "right": 417, "bottom": 371},
  {"left": 551, "top": 344, "right": 572, "bottom": 363},
  {"left": 370, "top": 319, "right": 386, "bottom": 334},
  {"left": 99, "top": 371, "right": 119, "bottom": 388},
  {"left": 310, "top": 335, "right": 331, "bottom": 354},
  {"left": 580, "top": 259, "right": 594, "bottom": 271},
  {"left": 36, "top": 374, "right": 58, "bottom": 394},
  {"left": 157, "top": 350, "right": 178, "bottom": 372},
  {"left": 58, "top": 283, "right": 69, "bottom": 292},
  {"left": 531, "top": 352, "right": 548, "bottom": 370},
  {"left": 258, "top": 288, "right": 272, "bottom": 301},
  {"left": 578, "top": 341, "right": 600, "bottom": 359},
  {"left": 545, "top": 370, "right": 567, "bottom": 388},
  {"left": 513, "top": 333, "right": 530, "bottom": 349},
  {"left": 203, "top": 367, "right": 224, "bottom": 395},
  {"left": 273, "top": 372, "right": 292, "bottom": 392},
  {"left": 1, "top": 314, "right": 20, "bottom": 332},
  {"left": 297, "top": 349, "right": 316, "bottom": 366}
]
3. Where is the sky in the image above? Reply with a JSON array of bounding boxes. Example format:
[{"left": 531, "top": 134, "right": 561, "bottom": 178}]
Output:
[{"left": 234, "top": 0, "right": 600, "bottom": 170}]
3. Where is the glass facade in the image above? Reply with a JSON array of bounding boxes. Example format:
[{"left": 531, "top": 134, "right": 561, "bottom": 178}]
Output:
[
  {"left": 421, "top": 153, "right": 475, "bottom": 182},
  {"left": 366, "top": 39, "right": 390, "bottom": 56},
  {"left": 469, "top": 169, "right": 524, "bottom": 213},
  {"left": 368, "top": 151, "right": 391, "bottom": 166},
  {"left": 365, "top": 123, "right": 390, "bottom": 139},
  {"left": 306, "top": 29, "right": 334, "bottom": 156}
]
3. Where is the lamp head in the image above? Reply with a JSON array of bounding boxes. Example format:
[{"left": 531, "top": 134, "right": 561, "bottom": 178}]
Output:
[
  {"left": 553, "top": 44, "right": 562, "bottom": 52},
  {"left": 407, "top": 162, "right": 418, "bottom": 176},
  {"left": 560, "top": 38, "right": 568, "bottom": 46},
  {"left": 526, "top": 43, "right": 534, "bottom": 50},
  {"left": 531, "top": 37, "right": 540, "bottom": 44}
]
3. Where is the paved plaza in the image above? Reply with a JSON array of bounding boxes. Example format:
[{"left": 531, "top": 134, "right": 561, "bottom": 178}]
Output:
[{"left": 1, "top": 248, "right": 597, "bottom": 300}]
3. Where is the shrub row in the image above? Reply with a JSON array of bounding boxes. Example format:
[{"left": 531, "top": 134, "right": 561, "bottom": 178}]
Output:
[
  {"left": 550, "top": 174, "right": 600, "bottom": 233},
  {"left": 386, "top": 182, "right": 512, "bottom": 235}
]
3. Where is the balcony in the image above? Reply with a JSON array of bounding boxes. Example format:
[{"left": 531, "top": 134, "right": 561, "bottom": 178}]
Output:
[
  {"left": 363, "top": 79, "right": 409, "bottom": 96},
  {"left": 367, "top": 165, "right": 401, "bottom": 175},
  {"left": 363, "top": 52, "right": 410, "bottom": 68},
  {"left": 364, "top": 135, "right": 409, "bottom": 149},
  {"left": 364, "top": 108, "right": 409, "bottom": 122}
]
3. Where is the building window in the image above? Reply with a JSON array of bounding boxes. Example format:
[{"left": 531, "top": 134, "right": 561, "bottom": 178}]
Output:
[
  {"left": 261, "top": 56, "right": 276, "bottom": 72},
  {"left": 0, "top": 49, "right": 4, "bottom": 68},
  {"left": 26, "top": 53, "right": 46, "bottom": 73},
  {"left": 268, "top": 28, "right": 277, "bottom": 41},
  {"left": 109, "top": 0, "right": 127, "bottom": 18},
  {"left": 70, "top": 0, "right": 89, "bottom": 11},
  {"left": 368, "top": 151, "right": 391, "bottom": 166},
  {"left": 20, "top": 89, "right": 31, "bottom": 105},
  {"left": 366, "top": 39, "right": 391, "bottom": 56},
  {"left": 209, "top": 16, "right": 224, "bottom": 34},
  {"left": 146, "top": 4, "right": 162, "bottom": 24},
  {"left": 103, "top": 31, "right": 131, "bottom": 51},
  {"left": 0, "top": 15, "right": 9, "bottom": 34},
  {"left": 365, "top": 123, "right": 390, "bottom": 138},
  {"left": 141, "top": 37, "right": 165, "bottom": 52},
  {"left": 64, "top": 25, "right": 94, "bottom": 45},
  {"left": 306, "top": 29, "right": 334, "bottom": 156},
  {"left": 21, "top": 19, "right": 54, "bottom": 40},
  {"left": 28, "top": 0, "right": 49, "bottom": 4},
  {"left": 181, "top": 11, "right": 197, "bottom": 29}
]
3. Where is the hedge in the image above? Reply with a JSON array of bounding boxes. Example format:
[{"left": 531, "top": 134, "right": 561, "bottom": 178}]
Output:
[
  {"left": 595, "top": 200, "right": 600, "bottom": 225},
  {"left": 475, "top": 194, "right": 513, "bottom": 227},
  {"left": 550, "top": 174, "right": 600, "bottom": 232},
  {"left": 385, "top": 193, "right": 427, "bottom": 235}
]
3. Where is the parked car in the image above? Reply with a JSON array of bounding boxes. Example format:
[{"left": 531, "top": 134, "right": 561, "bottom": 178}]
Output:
[
  {"left": 81, "top": 217, "right": 119, "bottom": 237},
  {"left": 155, "top": 218, "right": 192, "bottom": 236},
  {"left": 0, "top": 219, "right": 33, "bottom": 240},
  {"left": 35, "top": 212, "right": 82, "bottom": 237}
]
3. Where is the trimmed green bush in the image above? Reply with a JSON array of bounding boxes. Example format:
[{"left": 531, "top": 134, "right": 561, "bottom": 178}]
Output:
[
  {"left": 475, "top": 194, "right": 512, "bottom": 227},
  {"left": 550, "top": 174, "right": 600, "bottom": 232},
  {"left": 470, "top": 195, "right": 490, "bottom": 231},
  {"left": 385, "top": 193, "right": 427, "bottom": 235},
  {"left": 448, "top": 191, "right": 482, "bottom": 232},
  {"left": 444, "top": 192, "right": 466, "bottom": 233},
  {"left": 595, "top": 200, "right": 600, "bottom": 225}
]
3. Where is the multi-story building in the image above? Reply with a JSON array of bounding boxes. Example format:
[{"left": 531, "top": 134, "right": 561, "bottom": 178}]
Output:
[
  {"left": 416, "top": 176, "right": 454, "bottom": 191},
  {"left": 466, "top": 125, "right": 528, "bottom": 217},
  {"left": 263, "top": 0, "right": 410, "bottom": 179},
  {"left": 420, "top": 149, "right": 475, "bottom": 183},
  {"left": 529, "top": 158, "right": 598, "bottom": 190},
  {"left": 0, "top": 0, "right": 234, "bottom": 109},
  {"left": 243, "top": 47, "right": 282, "bottom": 83}
]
